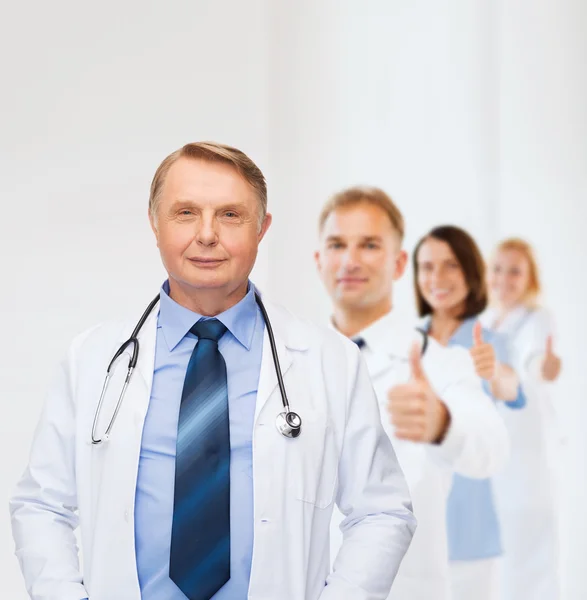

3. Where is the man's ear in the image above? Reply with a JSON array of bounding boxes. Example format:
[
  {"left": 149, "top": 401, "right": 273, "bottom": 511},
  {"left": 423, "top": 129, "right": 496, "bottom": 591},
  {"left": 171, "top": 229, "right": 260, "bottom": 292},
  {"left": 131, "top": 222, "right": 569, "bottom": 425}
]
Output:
[
  {"left": 394, "top": 250, "right": 408, "bottom": 280},
  {"left": 149, "top": 208, "right": 160, "bottom": 248},
  {"left": 258, "top": 212, "right": 272, "bottom": 242},
  {"left": 314, "top": 249, "right": 322, "bottom": 274}
]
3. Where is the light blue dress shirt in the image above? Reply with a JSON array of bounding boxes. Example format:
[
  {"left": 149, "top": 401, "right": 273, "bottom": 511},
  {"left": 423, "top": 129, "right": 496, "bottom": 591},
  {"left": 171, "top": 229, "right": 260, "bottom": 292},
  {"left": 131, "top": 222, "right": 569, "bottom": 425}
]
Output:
[
  {"left": 133, "top": 280, "right": 264, "bottom": 599},
  {"left": 439, "top": 317, "right": 526, "bottom": 561}
]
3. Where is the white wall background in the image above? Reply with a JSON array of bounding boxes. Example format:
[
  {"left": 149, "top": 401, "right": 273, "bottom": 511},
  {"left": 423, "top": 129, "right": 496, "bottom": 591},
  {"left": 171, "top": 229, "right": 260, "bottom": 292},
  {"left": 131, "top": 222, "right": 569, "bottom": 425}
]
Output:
[{"left": 1, "top": 1, "right": 585, "bottom": 598}]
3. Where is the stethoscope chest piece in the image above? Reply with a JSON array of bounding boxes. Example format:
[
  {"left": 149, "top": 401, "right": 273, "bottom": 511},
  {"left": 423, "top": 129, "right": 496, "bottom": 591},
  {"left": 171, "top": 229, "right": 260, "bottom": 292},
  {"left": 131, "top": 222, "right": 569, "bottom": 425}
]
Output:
[{"left": 275, "top": 411, "right": 302, "bottom": 438}]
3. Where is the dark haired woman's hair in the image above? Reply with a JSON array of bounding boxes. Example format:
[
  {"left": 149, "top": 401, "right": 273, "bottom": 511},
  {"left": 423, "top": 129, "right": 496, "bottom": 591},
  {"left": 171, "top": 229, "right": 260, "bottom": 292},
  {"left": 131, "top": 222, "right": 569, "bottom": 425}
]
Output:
[{"left": 413, "top": 225, "right": 488, "bottom": 319}]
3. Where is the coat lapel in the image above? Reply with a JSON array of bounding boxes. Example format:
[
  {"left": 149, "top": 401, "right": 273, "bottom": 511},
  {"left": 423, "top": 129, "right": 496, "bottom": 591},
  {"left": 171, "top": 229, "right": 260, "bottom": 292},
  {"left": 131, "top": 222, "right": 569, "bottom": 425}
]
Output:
[
  {"left": 109, "top": 305, "right": 159, "bottom": 436},
  {"left": 89, "top": 305, "right": 159, "bottom": 600},
  {"left": 253, "top": 300, "right": 308, "bottom": 424},
  {"left": 134, "top": 306, "right": 159, "bottom": 415},
  {"left": 255, "top": 332, "right": 293, "bottom": 423},
  {"left": 361, "top": 312, "right": 417, "bottom": 378},
  {"left": 365, "top": 350, "right": 397, "bottom": 379}
]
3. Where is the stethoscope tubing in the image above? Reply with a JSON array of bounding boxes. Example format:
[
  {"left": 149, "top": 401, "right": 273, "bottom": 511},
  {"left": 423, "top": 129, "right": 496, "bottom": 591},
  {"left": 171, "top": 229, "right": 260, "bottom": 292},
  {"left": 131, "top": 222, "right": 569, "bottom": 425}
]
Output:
[{"left": 91, "top": 291, "right": 300, "bottom": 444}]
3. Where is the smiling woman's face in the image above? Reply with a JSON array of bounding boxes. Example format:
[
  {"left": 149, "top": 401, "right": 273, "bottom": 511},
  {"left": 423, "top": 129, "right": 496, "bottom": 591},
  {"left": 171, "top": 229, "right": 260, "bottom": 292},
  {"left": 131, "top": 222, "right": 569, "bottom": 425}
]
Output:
[
  {"left": 416, "top": 237, "right": 469, "bottom": 316},
  {"left": 489, "top": 248, "right": 532, "bottom": 308}
]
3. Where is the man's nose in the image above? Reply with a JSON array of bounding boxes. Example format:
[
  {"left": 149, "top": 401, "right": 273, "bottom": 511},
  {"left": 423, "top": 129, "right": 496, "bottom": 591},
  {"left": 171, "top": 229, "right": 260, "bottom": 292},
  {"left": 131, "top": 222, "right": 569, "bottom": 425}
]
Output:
[
  {"left": 195, "top": 216, "right": 219, "bottom": 246},
  {"left": 341, "top": 248, "right": 361, "bottom": 270}
]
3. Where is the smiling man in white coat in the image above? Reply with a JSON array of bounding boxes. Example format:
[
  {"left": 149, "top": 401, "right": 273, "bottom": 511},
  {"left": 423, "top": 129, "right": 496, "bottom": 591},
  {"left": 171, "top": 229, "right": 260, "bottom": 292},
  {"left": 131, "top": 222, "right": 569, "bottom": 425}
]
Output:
[
  {"left": 10, "top": 144, "right": 416, "bottom": 600},
  {"left": 315, "top": 186, "right": 509, "bottom": 600}
]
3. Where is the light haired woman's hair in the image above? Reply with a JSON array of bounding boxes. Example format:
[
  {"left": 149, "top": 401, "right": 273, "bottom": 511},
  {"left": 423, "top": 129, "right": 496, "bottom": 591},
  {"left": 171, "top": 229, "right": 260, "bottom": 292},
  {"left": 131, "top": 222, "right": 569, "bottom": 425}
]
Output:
[
  {"left": 493, "top": 237, "right": 542, "bottom": 308},
  {"left": 149, "top": 142, "right": 267, "bottom": 227},
  {"left": 318, "top": 186, "right": 405, "bottom": 241}
]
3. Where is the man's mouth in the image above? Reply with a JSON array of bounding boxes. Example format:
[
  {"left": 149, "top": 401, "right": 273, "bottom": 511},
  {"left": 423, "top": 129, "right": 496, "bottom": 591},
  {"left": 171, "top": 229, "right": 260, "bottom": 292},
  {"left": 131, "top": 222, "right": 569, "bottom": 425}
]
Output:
[
  {"left": 337, "top": 277, "right": 368, "bottom": 284},
  {"left": 188, "top": 257, "right": 226, "bottom": 267}
]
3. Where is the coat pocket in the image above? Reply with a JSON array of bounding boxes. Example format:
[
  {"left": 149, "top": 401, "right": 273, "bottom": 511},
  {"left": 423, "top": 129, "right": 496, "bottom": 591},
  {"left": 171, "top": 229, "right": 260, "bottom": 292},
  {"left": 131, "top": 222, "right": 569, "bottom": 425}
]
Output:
[{"left": 286, "top": 409, "right": 338, "bottom": 509}]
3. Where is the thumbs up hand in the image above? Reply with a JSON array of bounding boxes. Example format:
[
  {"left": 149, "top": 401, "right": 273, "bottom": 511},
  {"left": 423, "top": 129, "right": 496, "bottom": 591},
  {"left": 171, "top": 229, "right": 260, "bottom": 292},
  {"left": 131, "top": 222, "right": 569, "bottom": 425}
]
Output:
[
  {"left": 387, "top": 342, "right": 450, "bottom": 444},
  {"left": 469, "top": 321, "right": 497, "bottom": 381},
  {"left": 409, "top": 340, "right": 428, "bottom": 383},
  {"left": 541, "top": 335, "right": 562, "bottom": 381}
]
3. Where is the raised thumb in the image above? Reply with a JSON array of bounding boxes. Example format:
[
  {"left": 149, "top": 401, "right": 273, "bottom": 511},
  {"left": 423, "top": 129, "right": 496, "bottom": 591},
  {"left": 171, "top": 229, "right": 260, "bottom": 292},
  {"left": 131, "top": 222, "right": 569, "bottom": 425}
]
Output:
[
  {"left": 473, "top": 321, "right": 484, "bottom": 347},
  {"left": 409, "top": 341, "right": 426, "bottom": 382}
]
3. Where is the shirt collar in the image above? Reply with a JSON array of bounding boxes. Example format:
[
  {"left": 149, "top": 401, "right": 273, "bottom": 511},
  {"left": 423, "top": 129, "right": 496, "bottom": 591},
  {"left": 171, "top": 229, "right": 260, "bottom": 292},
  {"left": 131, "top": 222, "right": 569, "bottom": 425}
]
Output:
[
  {"left": 158, "top": 280, "right": 258, "bottom": 352},
  {"left": 449, "top": 317, "right": 476, "bottom": 345},
  {"left": 331, "top": 310, "right": 419, "bottom": 359},
  {"left": 482, "top": 305, "right": 530, "bottom": 332},
  {"left": 361, "top": 310, "right": 420, "bottom": 357},
  {"left": 420, "top": 315, "right": 476, "bottom": 346}
]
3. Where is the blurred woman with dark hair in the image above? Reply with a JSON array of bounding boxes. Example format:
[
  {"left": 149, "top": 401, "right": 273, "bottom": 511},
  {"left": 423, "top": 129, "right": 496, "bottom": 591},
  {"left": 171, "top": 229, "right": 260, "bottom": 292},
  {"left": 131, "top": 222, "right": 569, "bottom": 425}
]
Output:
[
  {"left": 413, "top": 225, "right": 525, "bottom": 600},
  {"left": 483, "top": 238, "right": 562, "bottom": 600}
]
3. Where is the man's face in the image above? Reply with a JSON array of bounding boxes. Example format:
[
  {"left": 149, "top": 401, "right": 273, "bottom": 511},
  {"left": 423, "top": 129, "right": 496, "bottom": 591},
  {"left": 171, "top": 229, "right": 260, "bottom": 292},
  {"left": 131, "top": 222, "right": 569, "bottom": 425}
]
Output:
[
  {"left": 150, "top": 157, "right": 271, "bottom": 297},
  {"left": 315, "top": 203, "right": 407, "bottom": 311}
]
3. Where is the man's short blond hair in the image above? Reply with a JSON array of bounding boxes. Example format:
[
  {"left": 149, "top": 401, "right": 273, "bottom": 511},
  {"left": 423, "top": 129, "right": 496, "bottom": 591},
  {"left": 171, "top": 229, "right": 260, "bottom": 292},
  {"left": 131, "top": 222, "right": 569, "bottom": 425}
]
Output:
[
  {"left": 318, "top": 186, "right": 405, "bottom": 240},
  {"left": 149, "top": 142, "right": 267, "bottom": 225}
]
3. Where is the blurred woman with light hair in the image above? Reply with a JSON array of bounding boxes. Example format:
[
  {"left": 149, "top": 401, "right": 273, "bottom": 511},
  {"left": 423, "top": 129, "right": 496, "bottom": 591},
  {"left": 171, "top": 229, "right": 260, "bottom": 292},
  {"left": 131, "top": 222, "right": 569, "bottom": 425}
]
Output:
[{"left": 483, "top": 237, "right": 562, "bottom": 600}]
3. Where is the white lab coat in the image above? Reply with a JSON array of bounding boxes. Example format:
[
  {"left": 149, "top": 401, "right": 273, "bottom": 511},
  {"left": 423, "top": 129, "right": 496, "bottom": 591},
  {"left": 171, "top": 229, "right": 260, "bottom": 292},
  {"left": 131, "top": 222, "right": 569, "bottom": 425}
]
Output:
[
  {"left": 482, "top": 306, "right": 562, "bottom": 600},
  {"left": 330, "top": 311, "right": 510, "bottom": 600},
  {"left": 10, "top": 298, "right": 416, "bottom": 600}
]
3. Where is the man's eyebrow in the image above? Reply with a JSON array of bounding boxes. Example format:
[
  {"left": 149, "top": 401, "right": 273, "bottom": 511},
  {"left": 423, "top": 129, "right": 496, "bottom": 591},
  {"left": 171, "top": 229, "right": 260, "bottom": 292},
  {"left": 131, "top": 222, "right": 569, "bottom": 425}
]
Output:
[
  {"left": 167, "top": 200, "right": 251, "bottom": 211},
  {"left": 325, "top": 234, "right": 383, "bottom": 242},
  {"left": 168, "top": 199, "right": 198, "bottom": 210},
  {"left": 215, "top": 201, "right": 250, "bottom": 211}
]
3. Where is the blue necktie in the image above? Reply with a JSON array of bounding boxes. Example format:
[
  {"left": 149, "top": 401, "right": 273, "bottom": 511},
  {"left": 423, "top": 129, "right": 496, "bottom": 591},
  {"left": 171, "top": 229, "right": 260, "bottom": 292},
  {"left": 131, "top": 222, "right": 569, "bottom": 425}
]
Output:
[
  {"left": 352, "top": 337, "right": 366, "bottom": 349},
  {"left": 170, "top": 318, "right": 230, "bottom": 600}
]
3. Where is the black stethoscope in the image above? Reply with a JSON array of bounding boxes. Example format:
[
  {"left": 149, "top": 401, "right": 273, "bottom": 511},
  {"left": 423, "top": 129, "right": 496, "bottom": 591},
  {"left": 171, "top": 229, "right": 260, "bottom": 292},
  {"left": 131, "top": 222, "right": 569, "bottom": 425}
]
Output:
[{"left": 91, "top": 292, "right": 302, "bottom": 444}]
